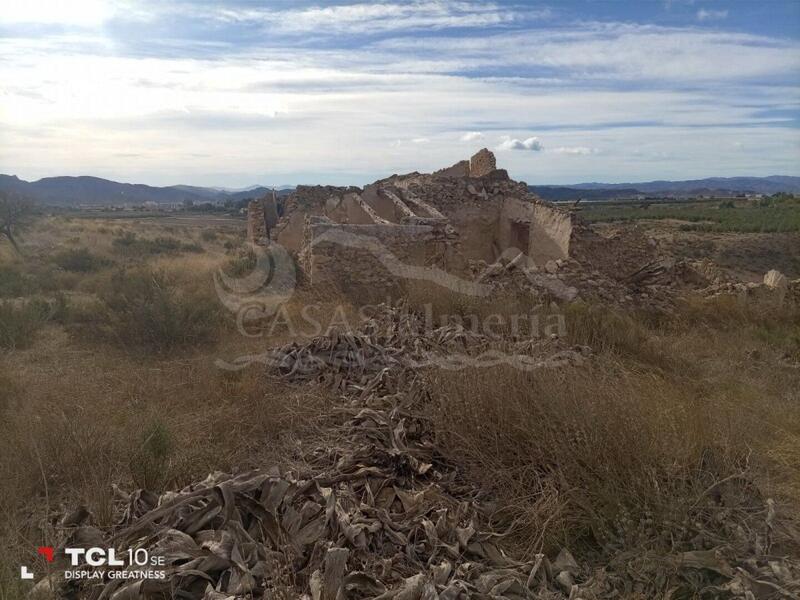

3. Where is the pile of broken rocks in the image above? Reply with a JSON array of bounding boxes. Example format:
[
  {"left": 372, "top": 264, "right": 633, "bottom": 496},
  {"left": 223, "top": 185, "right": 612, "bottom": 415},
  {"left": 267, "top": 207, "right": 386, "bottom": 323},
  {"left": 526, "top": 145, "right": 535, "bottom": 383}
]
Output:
[
  {"left": 31, "top": 305, "right": 799, "bottom": 600},
  {"left": 472, "top": 250, "right": 799, "bottom": 314}
]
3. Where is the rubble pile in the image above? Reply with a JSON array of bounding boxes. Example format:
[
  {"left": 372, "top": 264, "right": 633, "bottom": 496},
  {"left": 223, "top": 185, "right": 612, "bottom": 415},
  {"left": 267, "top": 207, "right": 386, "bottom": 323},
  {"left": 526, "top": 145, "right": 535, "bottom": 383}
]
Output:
[{"left": 471, "top": 235, "right": 797, "bottom": 313}]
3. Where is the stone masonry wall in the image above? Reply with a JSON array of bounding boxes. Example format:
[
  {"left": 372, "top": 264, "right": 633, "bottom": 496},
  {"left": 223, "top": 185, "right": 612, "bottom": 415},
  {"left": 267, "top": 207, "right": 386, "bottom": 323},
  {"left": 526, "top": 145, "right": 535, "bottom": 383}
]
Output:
[
  {"left": 303, "top": 218, "right": 458, "bottom": 294},
  {"left": 390, "top": 172, "right": 529, "bottom": 262},
  {"left": 247, "top": 199, "right": 269, "bottom": 246},
  {"left": 468, "top": 148, "right": 497, "bottom": 177}
]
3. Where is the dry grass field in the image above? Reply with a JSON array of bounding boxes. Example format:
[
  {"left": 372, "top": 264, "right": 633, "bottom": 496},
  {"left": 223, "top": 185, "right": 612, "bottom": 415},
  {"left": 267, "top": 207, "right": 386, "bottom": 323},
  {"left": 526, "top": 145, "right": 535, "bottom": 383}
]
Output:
[
  {"left": 1, "top": 213, "right": 799, "bottom": 598},
  {"left": 0, "top": 214, "right": 347, "bottom": 597}
]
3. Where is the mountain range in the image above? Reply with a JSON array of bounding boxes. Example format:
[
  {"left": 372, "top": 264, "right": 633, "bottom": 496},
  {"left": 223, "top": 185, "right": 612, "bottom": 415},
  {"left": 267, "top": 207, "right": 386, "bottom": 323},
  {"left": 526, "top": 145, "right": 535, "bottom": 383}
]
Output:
[
  {"left": 531, "top": 176, "right": 800, "bottom": 202},
  {"left": 1, "top": 174, "right": 798, "bottom": 206},
  {"left": 0, "top": 175, "right": 291, "bottom": 206}
]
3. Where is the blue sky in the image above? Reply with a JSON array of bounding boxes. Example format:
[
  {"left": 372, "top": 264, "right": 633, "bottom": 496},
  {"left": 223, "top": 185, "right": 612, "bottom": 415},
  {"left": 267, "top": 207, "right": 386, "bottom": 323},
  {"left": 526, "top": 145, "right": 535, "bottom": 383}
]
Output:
[{"left": 0, "top": 0, "right": 799, "bottom": 186}]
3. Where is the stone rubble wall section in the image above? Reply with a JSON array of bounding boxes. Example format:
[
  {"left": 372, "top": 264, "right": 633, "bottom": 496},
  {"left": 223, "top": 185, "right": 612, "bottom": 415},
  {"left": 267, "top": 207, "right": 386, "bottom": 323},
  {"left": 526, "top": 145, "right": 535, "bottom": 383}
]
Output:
[
  {"left": 304, "top": 217, "right": 460, "bottom": 292},
  {"left": 468, "top": 148, "right": 497, "bottom": 177},
  {"left": 433, "top": 159, "right": 470, "bottom": 178},
  {"left": 274, "top": 185, "right": 353, "bottom": 251},
  {"left": 246, "top": 199, "right": 269, "bottom": 246}
]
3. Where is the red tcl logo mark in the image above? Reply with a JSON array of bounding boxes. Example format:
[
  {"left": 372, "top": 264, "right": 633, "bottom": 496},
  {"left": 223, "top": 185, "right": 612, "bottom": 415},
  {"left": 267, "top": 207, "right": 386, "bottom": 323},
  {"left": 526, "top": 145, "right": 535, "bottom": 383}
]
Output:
[{"left": 20, "top": 547, "right": 54, "bottom": 579}]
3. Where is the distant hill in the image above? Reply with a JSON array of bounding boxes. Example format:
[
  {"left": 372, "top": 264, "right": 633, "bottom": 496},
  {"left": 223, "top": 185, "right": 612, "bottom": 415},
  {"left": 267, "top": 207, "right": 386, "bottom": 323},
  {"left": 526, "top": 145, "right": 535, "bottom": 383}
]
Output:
[
  {"left": 530, "top": 186, "right": 643, "bottom": 202},
  {"left": 3, "top": 173, "right": 797, "bottom": 206},
  {"left": 567, "top": 176, "right": 800, "bottom": 195},
  {"left": 531, "top": 176, "right": 800, "bottom": 202},
  {"left": 0, "top": 175, "right": 293, "bottom": 206}
]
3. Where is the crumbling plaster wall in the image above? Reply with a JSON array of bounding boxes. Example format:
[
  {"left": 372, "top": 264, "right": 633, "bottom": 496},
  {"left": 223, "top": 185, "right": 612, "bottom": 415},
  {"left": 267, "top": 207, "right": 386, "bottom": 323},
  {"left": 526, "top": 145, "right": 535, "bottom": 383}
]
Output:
[
  {"left": 499, "top": 197, "right": 573, "bottom": 264},
  {"left": 325, "top": 193, "right": 379, "bottom": 225},
  {"left": 275, "top": 185, "right": 354, "bottom": 251},
  {"left": 303, "top": 217, "right": 458, "bottom": 293},
  {"left": 530, "top": 203, "right": 572, "bottom": 263}
]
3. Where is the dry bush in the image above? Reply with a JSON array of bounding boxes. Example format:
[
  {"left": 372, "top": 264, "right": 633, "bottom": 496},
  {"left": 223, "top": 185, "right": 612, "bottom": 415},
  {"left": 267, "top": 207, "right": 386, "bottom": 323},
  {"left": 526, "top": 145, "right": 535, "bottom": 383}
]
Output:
[
  {"left": 200, "top": 229, "right": 218, "bottom": 242},
  {"left": 561, "top": 301, "right": 682, "bottom": 371},
  {"left": 0, "top": 300, "right": 49, "bottom": 349},
  {"left": 427, "top": 360, "right": 794, "bottom": 559},
  {"left": 426, "top": 289, "right": 800, "bottom": 566},
  {"left": 91, "top": 268, "right": 222, "bottom": 352},
  {"left": 111, "top": 232, "right": 203, "bottom": 257},
  {"left": 52, "top": 247, "right": 112, "bottom": 273},
  {"left": 678, "top": 291, "right": 798, "bottom": 330},
  {"left": 0, "top": 346, "right": 333, "bottom": 595},
  {"left": 0, "top": 263, "right": 37, "bottom": 297}
]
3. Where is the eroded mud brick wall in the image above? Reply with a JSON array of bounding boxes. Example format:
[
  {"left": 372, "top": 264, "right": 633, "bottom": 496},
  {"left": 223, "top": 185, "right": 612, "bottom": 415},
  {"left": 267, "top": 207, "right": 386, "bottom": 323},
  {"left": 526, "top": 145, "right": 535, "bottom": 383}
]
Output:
[
  {"left": 394, "top": 173, "right": 529, "bottom": 263},
  {"left": 247, "top": 200, "right": 268, "bottom": 246},
  {"left": 468, "top": 148, "right": 497, "bottom": 177},
  {"left": 275, "top": 185, "right": 355, "bottom": 252},
  {"left": 247, "top": 195, "right": 280, "bottom": 246},
  {"left": 304, "top": 219, "right": 458, "bottom": 293}
]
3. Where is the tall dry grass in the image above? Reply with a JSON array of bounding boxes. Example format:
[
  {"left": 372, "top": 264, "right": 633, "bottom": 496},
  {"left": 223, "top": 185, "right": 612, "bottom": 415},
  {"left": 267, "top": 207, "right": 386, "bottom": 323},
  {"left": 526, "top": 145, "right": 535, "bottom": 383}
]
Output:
[
  {"left": 426, "top": 297, "right": 800, "bottom": 562},
  {"left": 0, "top": 341, "right": 334, "bottom": 596}
]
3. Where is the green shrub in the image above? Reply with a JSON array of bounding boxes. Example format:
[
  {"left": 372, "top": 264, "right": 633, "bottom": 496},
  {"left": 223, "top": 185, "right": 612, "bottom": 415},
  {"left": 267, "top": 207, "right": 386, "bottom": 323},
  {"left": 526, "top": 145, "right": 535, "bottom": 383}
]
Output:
[
  {"left": 97, "top": 269, "right": 221, "bottom": 352},
  {"left": 0, "top": 300, "right": 49, "bottom": 349},
  {"left": 200, "top": 230, "right": 218, "bottom": 242},
  {"left": 53, "top": 247, "right": 111, "bottom": 272}
]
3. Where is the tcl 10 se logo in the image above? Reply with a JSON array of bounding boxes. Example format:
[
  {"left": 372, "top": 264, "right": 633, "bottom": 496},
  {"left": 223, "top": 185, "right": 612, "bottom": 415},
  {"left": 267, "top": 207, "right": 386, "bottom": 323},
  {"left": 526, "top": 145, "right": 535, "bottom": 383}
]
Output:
[{"left": 21, "top": 546, "right": 166, "bottom": 581}]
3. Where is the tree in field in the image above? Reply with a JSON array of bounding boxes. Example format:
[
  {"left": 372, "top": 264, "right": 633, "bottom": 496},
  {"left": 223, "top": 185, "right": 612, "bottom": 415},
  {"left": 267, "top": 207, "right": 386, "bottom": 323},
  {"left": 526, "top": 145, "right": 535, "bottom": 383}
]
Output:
[{"left": 0, "top": 191, "right": 36, "bottom": 253}]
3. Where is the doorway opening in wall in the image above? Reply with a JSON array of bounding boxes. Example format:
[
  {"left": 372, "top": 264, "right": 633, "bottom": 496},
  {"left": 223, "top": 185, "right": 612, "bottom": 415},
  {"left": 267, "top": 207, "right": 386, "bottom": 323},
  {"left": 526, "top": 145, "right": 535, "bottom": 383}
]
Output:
[{"left": 509, "top": 220, "right": 530, "bottom": 256}]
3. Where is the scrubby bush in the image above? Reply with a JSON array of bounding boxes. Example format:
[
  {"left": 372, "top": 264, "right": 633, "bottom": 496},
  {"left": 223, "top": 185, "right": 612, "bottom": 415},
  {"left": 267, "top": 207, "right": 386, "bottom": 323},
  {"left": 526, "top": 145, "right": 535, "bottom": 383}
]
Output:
[
  {"left": 96, "top": 269, "right": 221, "bottom": 352},
  {"left": 428, "top": 361, "right": 778, "bottom": 559},
  {"left": 0, "top": 299, "right": 49, "bottom": 349},
  {"left": 130, "top": 419, "right": 174, "bottom": 490},
  {"left": 53, "top": 247, "right": 111, "bottom": 272},
  {"left": 0, "top": 264, "right": 37, "bottom": 297},
  {"left": 222, "top": 249, "right": 258, "bottom": 278}
]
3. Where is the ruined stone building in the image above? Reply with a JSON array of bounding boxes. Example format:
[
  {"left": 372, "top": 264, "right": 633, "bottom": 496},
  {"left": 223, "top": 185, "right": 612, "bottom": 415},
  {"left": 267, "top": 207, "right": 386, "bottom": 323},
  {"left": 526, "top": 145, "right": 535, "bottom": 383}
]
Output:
[{"left": 247, "top": 149, "right": 575, "bottom": 291}]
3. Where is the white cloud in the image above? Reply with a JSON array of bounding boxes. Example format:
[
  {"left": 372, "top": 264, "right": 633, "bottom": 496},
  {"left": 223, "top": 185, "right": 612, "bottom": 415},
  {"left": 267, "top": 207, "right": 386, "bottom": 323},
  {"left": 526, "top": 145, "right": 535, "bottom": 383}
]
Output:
[
  {"left": 697, "top": 9, "right": 728, "bottom": 21},
  {"left": 497, "top": 136, "right": 544, "bottom": 151},
  {"left": 0, "top": 0, "right": 113, "bottom": 26},
  {"left": 0, "top": 8, "right": 798, "bottom": 185},
  {"left": 376, "top": 24, "right": 799, "bottom": 82},
  {"left": 459, "top": 131, "right": 484, "bottom": 142},
  {"left": 551, "top": 146, "right": 597, "bottom": 155},
  {"left": 215, "top": 1, "right": 541, "bottom": 34}
]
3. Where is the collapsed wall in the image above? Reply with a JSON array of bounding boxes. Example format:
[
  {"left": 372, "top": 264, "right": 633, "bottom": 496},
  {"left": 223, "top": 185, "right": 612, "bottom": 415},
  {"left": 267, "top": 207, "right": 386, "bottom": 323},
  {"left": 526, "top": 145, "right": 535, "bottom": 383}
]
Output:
[
  {"left": 250, "top": 149, "right": 577, "bottom": 288},
  {"left": 246, "top": 192, "right": 279, "bottom": 246},
  {"left": 300, "top": 216, "right": 460, "bottom": 293}
]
